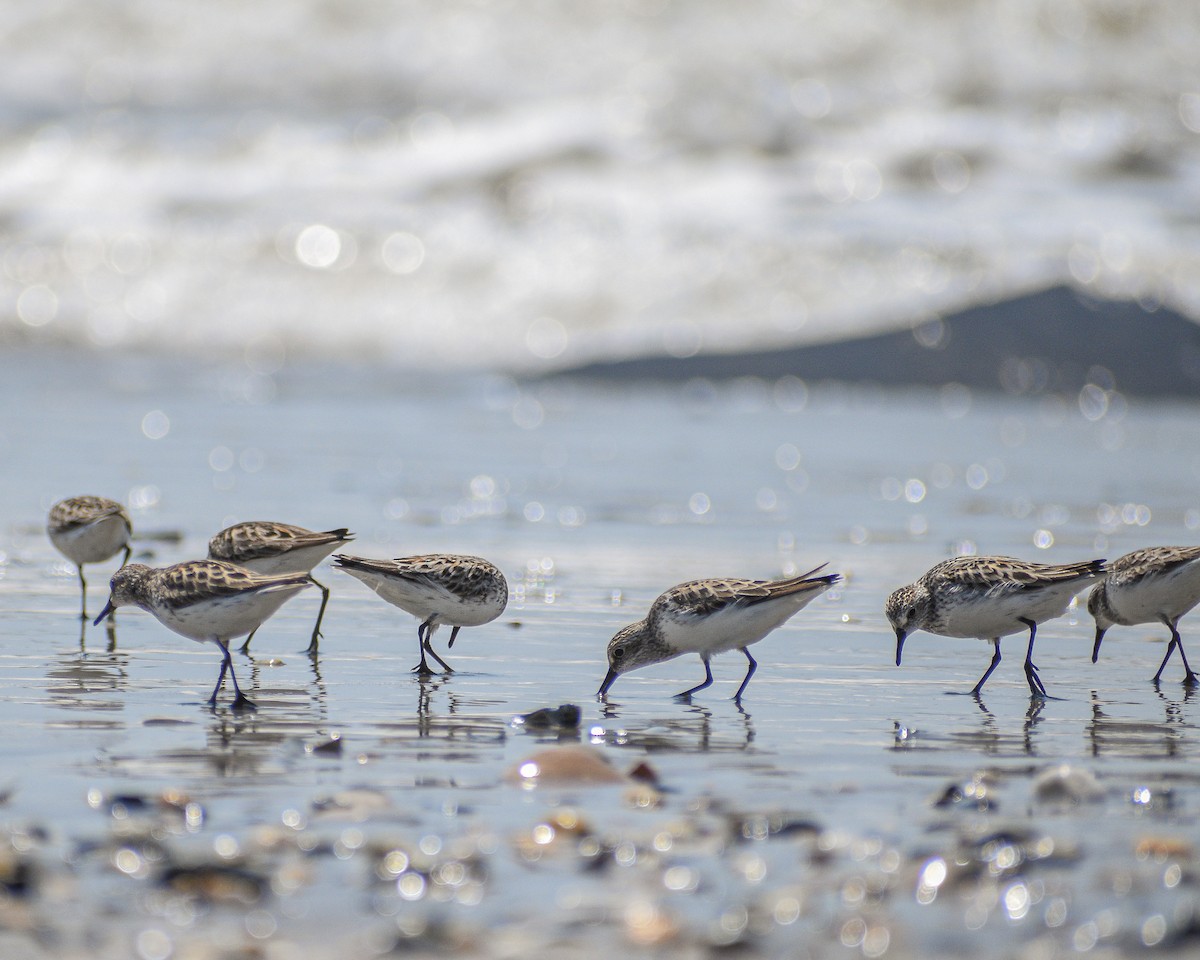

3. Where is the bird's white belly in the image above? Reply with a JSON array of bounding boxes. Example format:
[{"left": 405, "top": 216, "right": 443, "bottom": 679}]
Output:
[
  {"left": 237, "top": 544, "right": 334, "bottom": 576},
  {"left": 1109, "top": 565, "right": 1200, "bottom": 626},
  {"left": 150, "top": 588, "right": 303, "bottom": 642},
  {"left": 935, "top": 587, "right": 1081, "bottom": 639},
  {"left": 343, "top": 569, "right": 440, "bottom": 621},
  {"left": 439, "top": 599, "right": 505, "bottom": 627},
  {"left": 51, "top": 516, "right": 128, "bottom": 565},
  {"left": 660, "top": 601, "right": 803, "bottom": 656},
  {"left": 345, "top": 569, "right": 504, "bottom": 627}
]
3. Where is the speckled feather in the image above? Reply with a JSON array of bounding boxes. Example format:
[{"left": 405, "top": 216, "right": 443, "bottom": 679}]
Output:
[
  {"left": 47, "top": 495, "right": 131, "bottom": 534},
  {"left": 138, "top": 560, "right": 313, "bottom": 611},
  {"left": 208, "top": 522, "right": 353, "bottom": 566},
  {"left": 919, "top": 555, "right": 1105, "bottom": 591},
  {"left": 652, "top": 566, "right": 837, "bottom": 625},
  {"left": 1098, "top": 546, "right": 1200, "bottom": 587},
  {"left": 335, "top": 554, "right": 508, "bottom": 605}
]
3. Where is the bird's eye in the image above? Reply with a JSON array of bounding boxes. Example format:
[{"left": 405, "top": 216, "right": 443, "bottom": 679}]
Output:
[{"left": 613, "top": 646, "right": 625, "bottom": 661}]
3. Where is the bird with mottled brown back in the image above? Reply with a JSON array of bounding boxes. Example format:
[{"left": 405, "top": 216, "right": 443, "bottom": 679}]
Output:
[
  {"left": 47, "top": 495, "right": 133, "bottom": 620},
  {"left": 208, "top": 522, "right": 353, "bottom": 654}
]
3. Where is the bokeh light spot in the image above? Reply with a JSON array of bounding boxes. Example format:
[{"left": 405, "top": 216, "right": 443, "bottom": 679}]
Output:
[
  {"left": 141, "top": 410, "right": 170, "bottom": 440},
  {"left": 17, "top": 285, "right": 58, "bottom": 327}
]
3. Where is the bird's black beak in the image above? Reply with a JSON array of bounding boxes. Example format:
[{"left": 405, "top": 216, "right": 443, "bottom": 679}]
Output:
[
  {"left": 93, "top": 600, "right": 115, "bottom": 627},
  {"left": 894, "top": 628, "right": 907, "bottom": 667},
  {"left": 1091, "top": 627, "right": 1105, "bottom": 664},
  {"left": 597, "top": 668, "right": 618, "bottom": 697}
]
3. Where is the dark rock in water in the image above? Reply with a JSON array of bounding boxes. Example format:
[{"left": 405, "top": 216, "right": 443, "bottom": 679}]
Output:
[
  {"left": 0, "top": 850, "right": 35, "bottom": 897},
  {"left": 513, "top": 704, "right": 581, "bottom": 731},
  {"left": 731, "top": 812, "right": 822, "bottom": 842},
  {"left": 309, "top": 734, "right": 343, "bottom": 756},
  {"left": 160, "top": 864, "right": 266, "bottom": 904},
  {"left": 933, "top": 772, "right": 995, "bottom": 811},
  {"left": 556, "top": 286, "right": 1200, "bottom": 399},
  {"left": 626, "top": 761, "right": 657, "bottom": 785},
  {"left": 107, "top": 794, "right": 151, "bottom": 813}
]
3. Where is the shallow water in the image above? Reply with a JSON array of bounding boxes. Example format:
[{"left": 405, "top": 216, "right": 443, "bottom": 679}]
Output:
[{"left": 2, "top": 348, "right": 1200, "bottom": 957}]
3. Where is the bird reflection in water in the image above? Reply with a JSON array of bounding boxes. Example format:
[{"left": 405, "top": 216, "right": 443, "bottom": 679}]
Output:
[
  {"left": 939, "top": 694, "right": 1045, "bottom": 757},
  {"left": 593, "top": 699, "right": 755, "bottom": 753},
  {"left": 235, "top": 656, "right": 326, "bottom": 720},
  {"left": 1087, "top": 687, "right": 1196, "bottom": 759},
  {"left": 46, "top": 648, "right": 130, "bottom": 714},
  {"left": 416, "top": 674, "right": 451, "bottom": 735},
  {"left": 79, "top": 615, "right": 118, "bottom": 653}
]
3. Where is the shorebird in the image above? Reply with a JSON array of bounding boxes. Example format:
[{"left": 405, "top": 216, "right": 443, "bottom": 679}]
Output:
[
  {"left": 887, "top": 555, "right": 1105, "bottom": 697},
  {"left": 207, "top": 522, "right": 353, "bottom": 654},
  {"left": 1088, "top": 546, "right": 1200, "bottom": 685},
  {"left": 94, "top": 560, "right": 311, "bottom": 709},
  {"left": 598, "top": 564, "right": 841, "bottom": 702},
  {"left": 333, "top": 554, "right": 508, "bottom": 675},
  {"left": 47, "top": 495, "right": 132, "bottom": 619}
]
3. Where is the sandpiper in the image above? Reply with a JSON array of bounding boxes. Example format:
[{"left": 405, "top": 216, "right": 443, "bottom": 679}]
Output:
[
  {"left": 47, "top": 495, "right": 133, "bottom": 619},
  {"left": 208, "top": 522, "right": 354, "bottom": 654},
  {"left": 93, "top": 560, "right": 311, "bottom": 710},
  {"left": 333, "top": 553, "right": 508, "bottom": 675},
  {"left": 1088, "top": 546, "right": 1200, "bottom": 685},
  {"left": 598, "top": 564, "right": 841, "bottom": 702},
  {"left": 887, "top": 555, "right": 1105, "bottom": 697}
]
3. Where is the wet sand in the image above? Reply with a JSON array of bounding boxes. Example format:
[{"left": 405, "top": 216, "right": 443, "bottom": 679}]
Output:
[{"left": 3, "top": 347, "right": 1200, "bottom": 957}]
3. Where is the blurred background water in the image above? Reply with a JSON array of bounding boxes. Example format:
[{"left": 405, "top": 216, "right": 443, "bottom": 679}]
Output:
[
  {"left": 1, "top": 0, "right": 1198, "bottom": 369},
  {"left": 5, "top": 2, "right": 1200, "bottom": 957}
]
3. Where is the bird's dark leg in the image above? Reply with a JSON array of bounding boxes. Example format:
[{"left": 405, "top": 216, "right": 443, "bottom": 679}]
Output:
[
  {"left": 1152, "top": 642, "right": 1177, "bottom": 683},
  {"left": 1020, "top": 617, "right": 1046, "bottom": 698},
  {"left": 412, "top": 619, "right": 436, "bottom": 675},
  {"left": 222, "top": 642, "right": 256, "bottom": 711},
  {"left": 120, "top": 544, "right": 132, "bottom": 567},
  {"left": 209, "top": 643, "right": 229, "bottom": 704},
  {"left": 238, "top": 628, "right": 258, "bottom": 654},
  {"left": 972, "top": 639, "right": 1003, "bottom": 696},
  {"left": 1160, "top": 618, "right": 1198, "bottom": 685},
  {"left": 733, "top": 647, "right": 758, "bottom": 702},
  {"left": 77, "top": 565, "right": 88, "bottom": 621},
  {"left": 676, "top": 657, "right": 714, "bottom": 700},
  {"left": 423, "top": 626, "right": 454, "bottom": 673},
  {"left": 304, "top": 575, "right": 332, "bottom": 656},
  {"left": 1153, "top": 618, "right": 1180, "bottom": 684},
  {"left": 1177, "top": 646, "right": 1199, "bottom": 686},
  {"left": 447, "top": 626, "right": 462, "bottom": 649}
]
